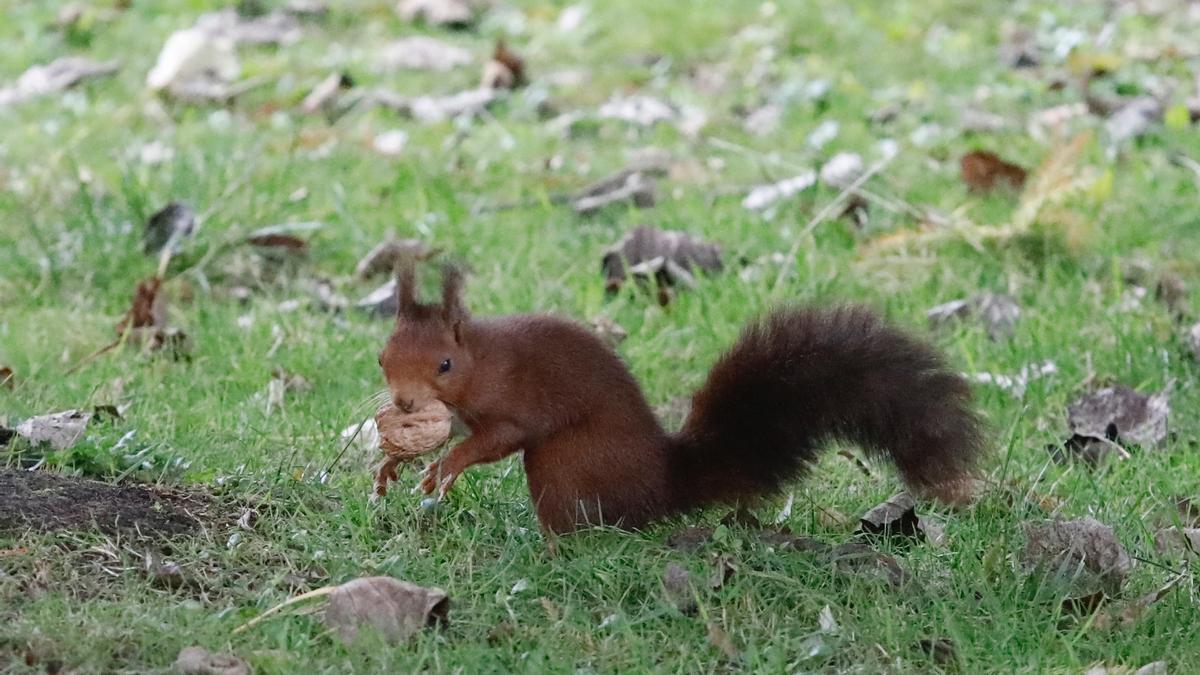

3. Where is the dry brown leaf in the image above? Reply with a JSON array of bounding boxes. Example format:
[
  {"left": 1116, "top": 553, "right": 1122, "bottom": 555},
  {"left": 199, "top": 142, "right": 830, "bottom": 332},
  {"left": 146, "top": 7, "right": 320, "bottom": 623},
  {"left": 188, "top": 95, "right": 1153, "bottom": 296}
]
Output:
[
  {"left": 708, "top": 554, "right": 737, "bottom": 589},
  {"left": 662, "top": 563, "right": 696, "bottom": 614},
  {"left": 1067, "top": 385, "right": 1169, "bottom": 449},
  {"left": 378, "top": 36, "right": 472, "bottom": 72},
  {"left": 325, "top": 576, "right": 449, "bottom": 644},
  {"left": 355, "top": 239, "right": 440, "bottom": 280},
  {"left": 960, "top": 150, "right": 1027, "bottom": 193},
  {"left": 14, "top": 410, "right": 91, "bottom": 451},
  {"left": 601, "top": 225, "right": 722, "bottom": 302},
  {"left": 858, "top": 492, "right": 921, "bottom": 542},
  {"left": 144, "top": 202, "right": 196, "bottom": 256},
  {"left": 706, "top": 622, "right": 739, "bottom": 659},
  {"left": 397, "top": 0, "right": 475, "bottom": 28},
  {"left": 245, "top": 232, "right": 308, "bottom": 252},
  {"left": 1021, "top": 518, "right": 1133, "bottom": 596},
  {"left": 174, "top": 646, "right": 250, "bottom": 675},
  {"left": 0, "top": 57, "right": 120, "bottom": 107}
]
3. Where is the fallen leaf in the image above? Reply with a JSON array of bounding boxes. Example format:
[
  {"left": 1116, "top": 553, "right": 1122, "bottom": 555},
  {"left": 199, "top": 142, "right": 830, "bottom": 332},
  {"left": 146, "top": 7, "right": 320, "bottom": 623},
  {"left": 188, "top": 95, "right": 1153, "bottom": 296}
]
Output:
[
  {"left": 325, "top": 576, "right": 449, "bottom": 644},
  {"left": 960, "top": 150, "right": 1027, "bottom": 192},
  {"left": 601, "top": 225, "right": 723, "bottom": 301},
  {"left": 572, "top": 169, "right": 656, "bottom": 215},
  {"left": 372, "top": 129, "right": 409, "bottom": 157},
  {"left": 708, "top": 554, "right": 737, "bottom": 589},
  {"left": 819, "top": 152, "right": 864, "bottom": 190},
  {"left": 356, "top": 239, "right": 439, "bottom": 280},
  {"left": 858, "top": 492, "right": 922, "bottom": 543},
  {"left": 146, "top": 28, "right": 239, "bottom": 93},
  {"left": 194, "top": 8, "right": 302, "bottom": 45},
  {"left": 831, "top": 542, "right": 908, "bottom": 587},
  {"left": 301, "top": 72, "right": 354, "bottom": 114},
  {"left": 662, "top": 563, "right": 696, "bottom": 614},
  {"left": 1153, "top": 527, "right": 1200, "bottom": 558},
  {"left": 174, "top": 646, "right": 250, "bottom": 675},
  {"left": 378, "top": 36, "right": 472, "bottom": 72},
  {"left": 397, "top": 0, "right": 475, "bottom": 28},
  {"left": 482, "top": 40, "right": 525, "bottom": 90},
  {"left": 1021, "top": 518, "right": 1133, "bottom": 595},
  {"left": 706, "top": 622, "right": 739, "bottom": 659},
  {"left": 598, "top": 95, "right": 675, "bottom": 126},
  {"left": 144, "top": 202, "right": 197, "bottom": 256},
  {"left": 14, "top": 410, "right": 91, "bottom": 451},
  {"left": 143, "top": 550, "right": 188, "bottom": 590},
  {"left": 1047, "top": 432, "right": 1128, "bottom": 468},
  {"left": 1105, "top": 96, "right": 1163, "bottom": 146},
  {"left": 373, "top": 87, "right": 499, "bottom": 123},
  {"left": 742, "top": 171, "right": 817, "bottom": 210},
  {"left": 1067, "top": 385, "right": 1169, "bottom": 449},
  {"left": 589, "top": 316, "right": 627, "bottom": 346},
  {"left": 927, "top": 292, "right": 1021, "bottom": 341},
  {"left": 666, "top": 526, "right": 714, "bottom": 551},
  {"left": 0, "top": 57, "right": 119, "bottom": 107},
  {"left": 1092, "top": 576, "right": 1183, "bottom": 631}
]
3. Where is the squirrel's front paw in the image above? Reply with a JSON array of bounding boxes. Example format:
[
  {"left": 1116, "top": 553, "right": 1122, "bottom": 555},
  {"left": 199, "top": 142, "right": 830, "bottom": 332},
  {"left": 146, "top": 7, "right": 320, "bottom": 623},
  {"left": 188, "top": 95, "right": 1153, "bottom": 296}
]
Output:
[{"left": 416, "top": 459, "right": 458, "bottom": 499}]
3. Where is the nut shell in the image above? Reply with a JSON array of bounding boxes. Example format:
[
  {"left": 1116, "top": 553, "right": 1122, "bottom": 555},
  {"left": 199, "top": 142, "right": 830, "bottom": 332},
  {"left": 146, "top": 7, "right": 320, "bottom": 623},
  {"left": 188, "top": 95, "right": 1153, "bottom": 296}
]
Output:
[{"left": 375, "top": 400, "right": 452, "bottom": 460}]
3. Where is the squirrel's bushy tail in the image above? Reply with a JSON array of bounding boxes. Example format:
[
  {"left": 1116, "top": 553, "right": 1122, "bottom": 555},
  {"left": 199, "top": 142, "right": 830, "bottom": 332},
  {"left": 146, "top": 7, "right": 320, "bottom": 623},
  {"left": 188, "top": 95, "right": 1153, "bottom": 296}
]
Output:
[{"left": 669, "top": 306, "right": 984, "bottom": 512}]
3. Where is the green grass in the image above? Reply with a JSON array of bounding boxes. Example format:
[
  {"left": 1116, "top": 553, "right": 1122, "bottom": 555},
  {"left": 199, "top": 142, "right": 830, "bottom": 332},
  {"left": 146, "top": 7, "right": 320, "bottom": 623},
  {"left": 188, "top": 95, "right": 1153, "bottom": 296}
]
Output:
[{"left": 2, "top": 0, "right": 1199, "bottom": 672}]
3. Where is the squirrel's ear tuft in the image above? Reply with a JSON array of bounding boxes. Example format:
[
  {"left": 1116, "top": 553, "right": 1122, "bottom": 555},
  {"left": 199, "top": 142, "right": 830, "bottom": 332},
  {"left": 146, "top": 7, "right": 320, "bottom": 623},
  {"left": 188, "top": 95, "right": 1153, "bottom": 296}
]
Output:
[
  {"left": 395, "top": 259, "right": 418, "bottom": 318},
  {"left": 440, "top": 263, "right": 468, "bottom": 338}
]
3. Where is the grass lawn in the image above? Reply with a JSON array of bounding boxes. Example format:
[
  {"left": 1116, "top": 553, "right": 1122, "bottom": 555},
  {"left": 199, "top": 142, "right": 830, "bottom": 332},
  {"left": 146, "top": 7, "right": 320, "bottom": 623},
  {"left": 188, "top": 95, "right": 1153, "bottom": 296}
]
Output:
[{"left": 2, "top": 0, "right": 1199, "bottom": 671}]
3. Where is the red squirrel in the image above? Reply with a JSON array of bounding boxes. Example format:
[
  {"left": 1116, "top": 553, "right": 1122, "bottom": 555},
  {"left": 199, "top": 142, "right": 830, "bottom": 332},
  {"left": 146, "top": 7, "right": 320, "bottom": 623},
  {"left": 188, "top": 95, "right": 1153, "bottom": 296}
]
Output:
[{"left": 379, "top": 265, "right": 985, "bottom": 534}]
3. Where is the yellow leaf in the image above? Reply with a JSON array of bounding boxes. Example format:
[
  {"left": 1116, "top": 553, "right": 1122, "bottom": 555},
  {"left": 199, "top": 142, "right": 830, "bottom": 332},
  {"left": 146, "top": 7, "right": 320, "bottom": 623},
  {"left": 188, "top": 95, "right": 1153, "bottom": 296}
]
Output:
[{"left": 1165, "top": 104, "right": 1191, "bottom": 130}]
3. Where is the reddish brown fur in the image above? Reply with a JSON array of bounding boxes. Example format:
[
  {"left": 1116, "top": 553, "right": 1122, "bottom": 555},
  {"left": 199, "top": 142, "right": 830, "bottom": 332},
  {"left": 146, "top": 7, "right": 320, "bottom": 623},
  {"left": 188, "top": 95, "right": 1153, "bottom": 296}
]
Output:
[{"left": 381, "top": 267, "right": 985, "bottom": 533}]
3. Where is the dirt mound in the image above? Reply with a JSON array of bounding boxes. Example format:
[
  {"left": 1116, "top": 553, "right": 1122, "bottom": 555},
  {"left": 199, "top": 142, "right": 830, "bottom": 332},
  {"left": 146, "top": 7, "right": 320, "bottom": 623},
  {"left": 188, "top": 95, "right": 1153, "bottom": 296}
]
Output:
[{"left": 0, "top": 469, "right": 211, "bottom": 539}]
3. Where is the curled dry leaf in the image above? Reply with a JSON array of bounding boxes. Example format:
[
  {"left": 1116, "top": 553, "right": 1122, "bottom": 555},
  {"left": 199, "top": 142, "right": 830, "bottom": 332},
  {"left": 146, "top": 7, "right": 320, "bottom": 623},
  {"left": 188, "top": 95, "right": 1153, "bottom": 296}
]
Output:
[
  {"left": 115, "top": 276, "right": 187, "bottom": 352},
  {"left": 602, "top": 225, "right": 723, "bottom": 299},
  {"left": 144, "top": 202, "right": 196, "bottom": 256},
  {"left": 397, "top": 0, "right": 476, "bottom": 28},
  {"left": 0, "top": 57, "right": 120, "bottom": 107},
  {"left": 325, "top": 576, "right": 449, "bottom": 644},
  {"left": 356, "top": 239, "right": 439, "bottom": 280},
  {"left": 742, "top": 171, "right": 817, "bottom": 210},
  {"left": 174, "top": 646, "right": 250, "bottom": 675},
  {"left": 1067, "top": 385, "right": 1169, "bottom": 449},
  {"left": 858, "top": 491, "right": 921, "bottom": 542},
  {"left": 927, "top": 292, "right": 1021, "bottom": 341},
  {"left": 372, "top": 401, "right": 452, "bottom": 498},
  {"left": 378, "top": 36, "right": 472, "bottom": 72},
  {"left": 14, "top": 410, "right": 91, "bottom": 451},
  {"left": 1021, "top": 517, "right": 1133, "bottom": 596},
  {"left": 482, "top": 41, "right": 525, "bottom": 90},
  {"left": 1047, "top": 432, "right": 1128, "bottom": 468},
  {"left": 960, "top": 150, "right": 1027, "bottom": 193},
  {"left": 662, "top": 563, "right": 696, "bottom": 615}
]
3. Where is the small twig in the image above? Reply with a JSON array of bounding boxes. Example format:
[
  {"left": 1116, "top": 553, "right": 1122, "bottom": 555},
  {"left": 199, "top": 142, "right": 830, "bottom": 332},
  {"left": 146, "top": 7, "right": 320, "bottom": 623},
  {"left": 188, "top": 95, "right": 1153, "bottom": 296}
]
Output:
[
  {"left": 232, "top": 585, "right": 338, "bottom": 635},
  {"left": 771, "top": 155, "right": 894, "bottom": 293}
]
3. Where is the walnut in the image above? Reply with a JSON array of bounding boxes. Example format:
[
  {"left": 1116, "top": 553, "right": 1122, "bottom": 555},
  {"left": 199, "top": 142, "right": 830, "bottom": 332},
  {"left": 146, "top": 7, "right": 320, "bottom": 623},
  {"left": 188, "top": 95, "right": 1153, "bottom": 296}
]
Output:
[{"left": 372, "top": 401, "right": 451, "bottom": 499}]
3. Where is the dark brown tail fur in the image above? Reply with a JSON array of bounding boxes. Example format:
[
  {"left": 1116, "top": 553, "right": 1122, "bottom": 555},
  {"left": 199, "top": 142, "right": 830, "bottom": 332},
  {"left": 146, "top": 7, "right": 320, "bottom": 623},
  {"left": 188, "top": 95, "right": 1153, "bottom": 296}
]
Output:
[{"left": 669, "top": 306, "right": 984, "bottom": 512}]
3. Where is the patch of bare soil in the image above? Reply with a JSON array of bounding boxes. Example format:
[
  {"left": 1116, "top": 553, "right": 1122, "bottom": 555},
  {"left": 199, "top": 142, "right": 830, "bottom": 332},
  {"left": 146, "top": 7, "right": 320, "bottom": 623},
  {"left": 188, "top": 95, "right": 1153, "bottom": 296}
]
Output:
[{"left": 0, "top": 469, "right": 211, "bottom": 539}]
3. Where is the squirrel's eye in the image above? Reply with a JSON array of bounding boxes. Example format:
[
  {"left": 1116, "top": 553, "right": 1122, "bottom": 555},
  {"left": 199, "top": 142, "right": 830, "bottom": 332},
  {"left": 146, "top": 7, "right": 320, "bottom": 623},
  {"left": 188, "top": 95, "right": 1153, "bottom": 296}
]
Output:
[{"left": 438, "top": 358, "right": 452, "bottom": 374}]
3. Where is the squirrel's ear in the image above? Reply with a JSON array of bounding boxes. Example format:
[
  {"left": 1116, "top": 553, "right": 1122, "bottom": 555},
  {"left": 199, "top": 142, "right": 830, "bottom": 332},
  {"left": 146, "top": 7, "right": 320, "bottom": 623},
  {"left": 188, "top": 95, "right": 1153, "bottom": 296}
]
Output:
[
  {"left": 440, "top": 263, "right": 467, "bottom": 340},
  {"left": 395, "top": 259, "right": 418, "bottom": 318}
]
